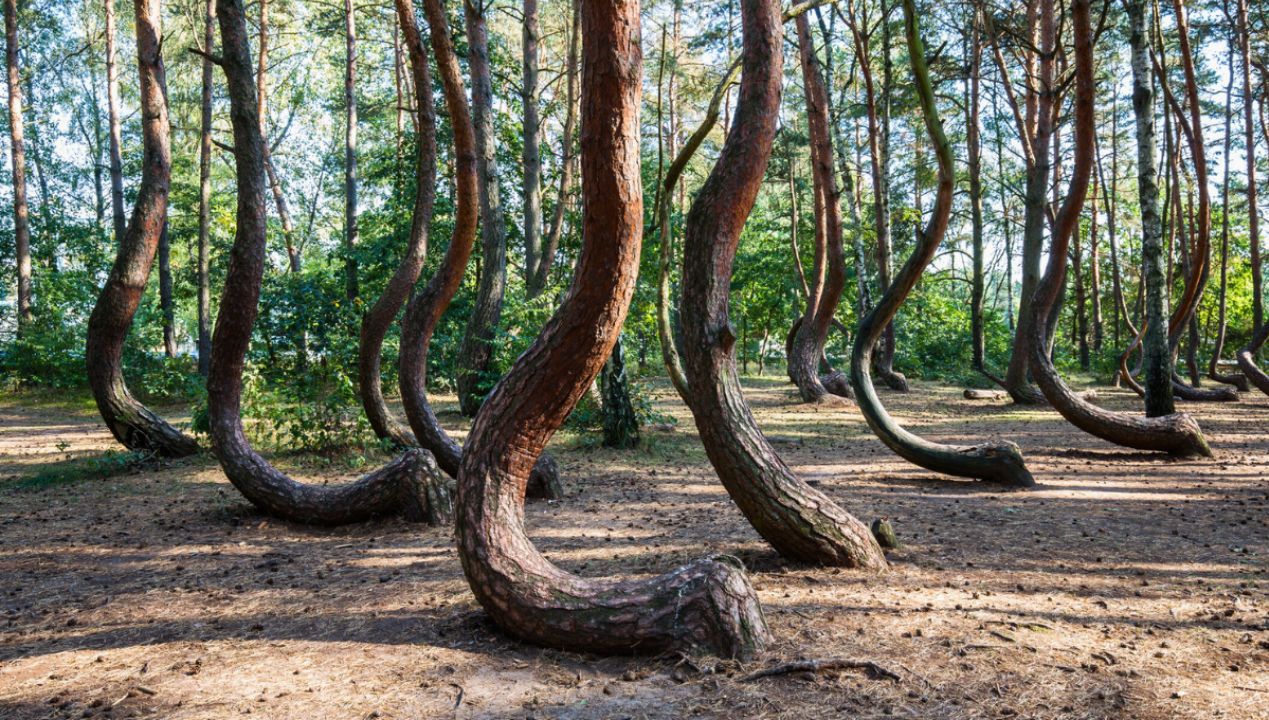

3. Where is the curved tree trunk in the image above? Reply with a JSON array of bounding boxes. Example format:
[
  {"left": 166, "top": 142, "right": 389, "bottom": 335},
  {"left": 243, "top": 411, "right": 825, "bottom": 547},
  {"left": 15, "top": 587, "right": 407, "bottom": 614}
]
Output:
[
  {"left": 1237, "top": 322, "right": 1269, "bottom": 396},
  {"left": 359, "top": 0, "right": 438, "bottom": 447},
  {"left": 679, "top": 0, "right": 885, "bottom": 569},
  {"left": 787, "top": 14, "right": 849, "bottom": 405},
  {"left": 206, "top": 0, "right": 451, "bottom": 526},
  {"left": 397, "top": 0, "right": 561, "bottom": 500},
  {"left": 454, "top": 0, "right": 769, "bottom": 659},
  {"left": 455, "top": 0, "right": 509, "bottom": 417},
  {"left": 1028, "top": 0, "right": 1209, "bottom": 458},
  {"left": 85, "top": 0, "right": 199, "bottom": 459},
  {"left": 849, "top": 0, "right": 1032, "bottom": 487}
]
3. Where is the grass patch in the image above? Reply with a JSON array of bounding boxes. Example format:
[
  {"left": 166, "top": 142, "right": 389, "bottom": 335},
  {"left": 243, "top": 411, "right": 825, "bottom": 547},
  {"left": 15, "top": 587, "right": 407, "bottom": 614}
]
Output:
[{"left": 6, "top": 450, "right": 156, "bottom": 492}]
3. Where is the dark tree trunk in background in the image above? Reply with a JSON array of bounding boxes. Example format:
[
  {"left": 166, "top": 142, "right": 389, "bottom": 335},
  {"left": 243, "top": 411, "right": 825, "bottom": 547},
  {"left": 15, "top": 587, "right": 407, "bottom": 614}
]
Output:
[
  {"left": 454, "top": 0, "right": 769, "bottom": 659},
  {"left": 680, "top": 0, "right": 885, "bottom": 568},
  {"left": 533, "top": 0, "right": 579, "bottom": 298},
  {"left": 105, "top": 0, "right": 126, "bottom": 246},
  {"left": 4, "top": 0, "right": 31, "bottom": 330},
  {"left": 788, "top": 13, "right": 850, "bottom": 404},
  {"left": 1028, "top": 0, "right": 1209, "bottom": 458},
  {"left": 1090, "top": 176, "right": 1103, "bottom": 354},
  {"left": 397, "top": 0, "right": 562, "bottom": 500},
  {"left": 343, "top": 0, "right": 360, "bottom": 301},
  {"left": 521, "top": 0, "right": 543, "bottom": 295},
  {"left": 360, "top": 0, "right": 438, "bottom": 447},
  {"left": 849, "top": 0, "right": 1033, "bottom": 487},
  {"left": 965, "top": 9, "right": 986, "bottom": 375},
  {"left": 159, "top": 222, "right": 176, "bottom": 358},
  {"left": 197, "top": 0, "right": 216, "bottom": 378},
  {"left": 601, "top": 335, "right": 640, "bottom": 449},
  {"left": 1128, "top": 0, "right": 1174, "bottom": 416},
  {"left": 456, "top": 0, "right": 509, "bottom": 417},
  {"left": 85, "top": 0, "right": 199, "bottom": 458},
  {"left": 206, "top": 0, "right": 451, "bottom": 526}
]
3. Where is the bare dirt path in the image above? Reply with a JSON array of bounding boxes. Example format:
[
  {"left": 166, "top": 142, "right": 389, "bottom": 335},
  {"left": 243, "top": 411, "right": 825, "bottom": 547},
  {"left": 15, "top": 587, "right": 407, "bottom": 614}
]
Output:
[{"left": 1, "top": 380, "right": 1265, "bottom": 719}]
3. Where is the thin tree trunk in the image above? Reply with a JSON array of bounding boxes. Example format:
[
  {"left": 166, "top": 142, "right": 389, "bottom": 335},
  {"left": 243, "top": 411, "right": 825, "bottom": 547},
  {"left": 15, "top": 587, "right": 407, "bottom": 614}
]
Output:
[
  {"left": 456, "top": 0, "right": 510, "bottom": 416},
  {"left": 1238, "top": 0, "right": 1261, "bottom": 336},
  {"left": 601, "top": 335, "right": 639, "bottom": 448},
  {"left": 453, "top": 0, "right": 769, "bottom": 659},
  {"left": 680, "top": 0, "right": 885, "bottom": 568},
  {"left": 85, "top": 0, "right": 199, "bottom": 458},
  {"left": 257, "top": 0, "right": 299, "bottom": 271},
  {"left": 397, "top": 0, "right": 561, "bottom": 499},
  {"left": 3, "top": 0, "right": 31, "bottom": 330},
  {"left": 343, "top": 0, "right": 359, "bottom": 301},
  {"left": 206, "top": 0, "right": 451, "bottom": 526},
  {"left": 1210, "top": 52, "right": 1248, "bottom": 390},
  {"left": 521, "top": 0, "right": 543, "bottom": 296},
  {"left": 533, "top": 0, "right": 579, "bottom": 297},
  {"left": 105, "top": 0, "right": 126, "bottom": 245},
  {"left": 159, "top": 221, "right": 176, "bottom": 358},
  {"left": 849, "top": 0, "right": 1032, "bottom": 487},
  {"left": 360, "top": 0, "right": 439, "bottom": 447},
  {"left": 197, "top": 0, "right": 216, "bottom": 378},
  {"left": 1029, "top": 0, "right": 1208, "bottom": 458},
  {"left": 966, "top": 9, "right": 986, "bottom": 374}
]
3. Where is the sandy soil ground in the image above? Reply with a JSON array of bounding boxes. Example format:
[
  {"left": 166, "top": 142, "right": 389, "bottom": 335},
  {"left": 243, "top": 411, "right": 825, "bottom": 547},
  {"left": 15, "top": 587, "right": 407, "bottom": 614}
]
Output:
[{"left": 0, "top": 379, "right": 1265, "bottom": 719}]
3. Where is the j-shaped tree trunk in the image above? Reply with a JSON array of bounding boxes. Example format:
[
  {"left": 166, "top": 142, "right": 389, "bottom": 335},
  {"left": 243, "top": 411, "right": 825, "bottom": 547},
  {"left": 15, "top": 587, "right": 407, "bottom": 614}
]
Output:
[
  {"left": 1028, "top": 0, "right": 1209, "bottom": 458},
  {"left": 359, "top": 0, "right": 438, "bottom": 448},
  {"left": 454, "top": 0, "right": 769, "bottom": 659},
  {"left": 601, "top": 335, "right": 640, "bottom": 449},
  {"left": 849, "top": 0, "right": 1032, "bottom": 487},
  {"left": 679, "top": 0, "right": 885, "bottom": 569},
  {"left": 397, "top": 0, "right": 561, "bottom": 500},
  {"left": 206, "top": 0, "right": 451, "bottom": 526},
  {"left": 787, "top": 14, "right": 849, "bottom": 405},
  {"left": 1237, "top": 322, "right": 1269, "bottom": 396},
  {"left": 5, "top": 0, "right": 31, "bottom": 330},
  {"left": 85, "top": 0, "right": 199, "bottom": 459},
  {"left": 455, "top": 0, "right": 509, "bottom": 417}
]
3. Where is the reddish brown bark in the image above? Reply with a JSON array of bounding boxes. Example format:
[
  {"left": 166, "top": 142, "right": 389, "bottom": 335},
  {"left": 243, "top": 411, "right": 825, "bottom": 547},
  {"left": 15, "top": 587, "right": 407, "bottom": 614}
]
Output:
[
  {"left": 85, "top": 0, "right": 199, "bottom": 458},
  {"left": 679, "top": 0, "right": 885, "bottom": 568},
  {"left": 454, "top": 0, "right": 768, "bottom": 658},
  {"left": 1027, "top": 0, "right": 1210, "bottom": 458},
  {"left": 849, "top": 0, "right": 1032, "bottom": 487},
  {"left": 360, "top": 0, "right": 438, "bottom": 447},
  {"left": 206, "top": 0, "right": 450, "bottom": 526},
  {"left": 396, "top": 0, "right": 561, "bottom": 500}
]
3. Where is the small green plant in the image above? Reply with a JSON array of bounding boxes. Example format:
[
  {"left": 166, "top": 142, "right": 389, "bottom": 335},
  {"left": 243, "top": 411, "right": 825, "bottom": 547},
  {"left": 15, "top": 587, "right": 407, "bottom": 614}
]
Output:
[{"left": 9, "top": 450, "right": 153, "bottom": 491}]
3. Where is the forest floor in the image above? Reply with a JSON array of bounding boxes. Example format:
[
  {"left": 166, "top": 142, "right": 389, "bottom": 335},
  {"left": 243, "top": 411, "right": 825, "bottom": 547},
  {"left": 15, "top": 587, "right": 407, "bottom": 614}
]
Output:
[{"left": 0, "top": 378, "right": 1266, "bottom": 720}]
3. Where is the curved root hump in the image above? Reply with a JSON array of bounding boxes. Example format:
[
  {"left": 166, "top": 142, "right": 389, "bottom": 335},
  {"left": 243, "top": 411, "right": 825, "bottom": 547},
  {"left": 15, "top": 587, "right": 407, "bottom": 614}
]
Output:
[
  {"left": 820, "top": 371, "right": 856, "bottom": 401},
  {"left": 527, "top": 453, "right": 564, "bottom": 499},
  {"left": 963, "top": 389, "right": 1006, "bottom": 400}
]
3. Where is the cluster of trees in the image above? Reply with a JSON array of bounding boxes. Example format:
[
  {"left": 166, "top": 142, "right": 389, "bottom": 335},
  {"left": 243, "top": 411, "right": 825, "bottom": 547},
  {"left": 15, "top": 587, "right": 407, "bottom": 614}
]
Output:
[{"left": 1, "top": 0, "right": 1266, "bottom": 655}]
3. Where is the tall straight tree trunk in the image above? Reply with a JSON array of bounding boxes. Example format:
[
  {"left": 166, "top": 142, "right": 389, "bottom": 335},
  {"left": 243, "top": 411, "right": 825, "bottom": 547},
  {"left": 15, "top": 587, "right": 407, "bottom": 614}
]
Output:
[
  {"left": 1129, "top": 0, "right": 1174, "bottom": 416},
  {"left": 105, "top": 0, "right": 126, "bottom": 245},
  {"left": 453, "top": 0, "right": 769, "bottom": 659},
  {"left": 257, "top": 0, "right": 299, "bottom": 271},
  {"left": 197, "top": 0, "right": 215, "bottom": 378},
  {"left": 1028, "top": 0, "right": 1207, "bottom": 457},
  {"left": 1090, "top": 174, "right": 1103, "bottom": 354},
  {"left": 343, "top": 0, "right": 359, "bottom": 301},
  {"left": 206, "top": 0, "right": 450, "bottom": 527},
  {"left": 1211, "top": 56, "right": 1248, "bottom": 390},
  {"left": 159, "top": 221, "right": 175, "bottom": 358},
  {"left": 680, "top": 0, "right": 884, "bottom": 568},
  {"left": 533, "top": 0, "right": 579, "bottom": 297},
  {"left": 601, "top": 334, "right": 639, "bottom": 448},
  {"left": 521, "top": 0, "right": 543, "bottom": 295},
  {"left": 965, "top": 9, "right": 986, "bottom": 374},
  {"left": 360, "top": 0, "right": 438, "bottom": 447},
  {"left": 848, "top": 0, "right": 1032, "bottom": 487},
  {"left": 3, "top": 0, "right": 30, "bottom": 330},
  {"left": 396, "top": 0, "right": 562, "bottom": 500},
  {"left": 85, "top": 0, "right": 198, "bottom": 458},
  {"left": 788, "top": 13, "right": 849, "bottom": 404},
  {"left": 1238, "top": 0, "right": 1261, "bottom": 336},
  {"left": 457, "top": 0, "right": 510, "bottom": 416}
]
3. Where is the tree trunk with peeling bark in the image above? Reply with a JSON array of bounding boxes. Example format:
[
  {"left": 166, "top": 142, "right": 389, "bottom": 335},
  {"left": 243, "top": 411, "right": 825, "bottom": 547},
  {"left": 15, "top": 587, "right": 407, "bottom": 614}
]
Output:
[
  {"left": 849, "top": 0, "right": 1033, "bottom": 487},
  {"left": 359, "top": 0, "right": 439, "bottom": 447},
  {"left": 206, "top": 0, "right": 451, "bottom": 526},
  {"left": 679, "top": 0, "right": 885, "bottom": 568},
  {"left": 1028, "top": 0, "right": 1209, "bottom": 458},
  {"left": 397, "top": 0, "right": 561, "bottom": 500},
  {"left": 85, "top": 0, "right": 199, "bottom": 459},
  {"left": 454, "top": 0, "right": 769, "bottom": 658}
]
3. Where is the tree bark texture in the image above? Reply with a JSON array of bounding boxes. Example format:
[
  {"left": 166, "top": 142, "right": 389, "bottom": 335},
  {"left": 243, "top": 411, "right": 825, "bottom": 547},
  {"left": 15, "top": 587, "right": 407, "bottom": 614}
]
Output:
[
  {"left": 197, "top": 0, "right": 216, "bottom": 378},
  {"left": 456, "top": 0, "right": 509, "bottom": 417},
  {"left": 602, "top": 335, "right": 640, "bottom": 449},
  {"left": 397, "top": 0, "right": 562, "bottom": 500},
  {"left": 521, "top": 0, "right": 543, "bottom": 295},
  {"left": 360, "top": 0, "right": 439, "bottom": 448},
  {"left": 454, "top": 0, "right": 769, "bottom": 659},
  {"left": 206, "top": 0, "right": 451, "bottom": 526},
  {"left": 849, "top": 0, "right": 1033, "bottom": 487},
  {"left": 1028, "top": 0, "right": 1209, "bottom": 458},
  {"left": 5, "top": 0, "right": 31, "bottom": 329},
  {"left": 85, "top": 0, "right": 199, "bottom": 459},
  {"left": 680, "top": 0, "right": 885, "bottom": 568}
]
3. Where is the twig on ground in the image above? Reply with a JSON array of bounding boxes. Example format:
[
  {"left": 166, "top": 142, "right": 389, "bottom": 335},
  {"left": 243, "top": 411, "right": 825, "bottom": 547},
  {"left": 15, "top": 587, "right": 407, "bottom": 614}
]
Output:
[{"left": 739, "top": 658, "right": 902, "bottom": 683}]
